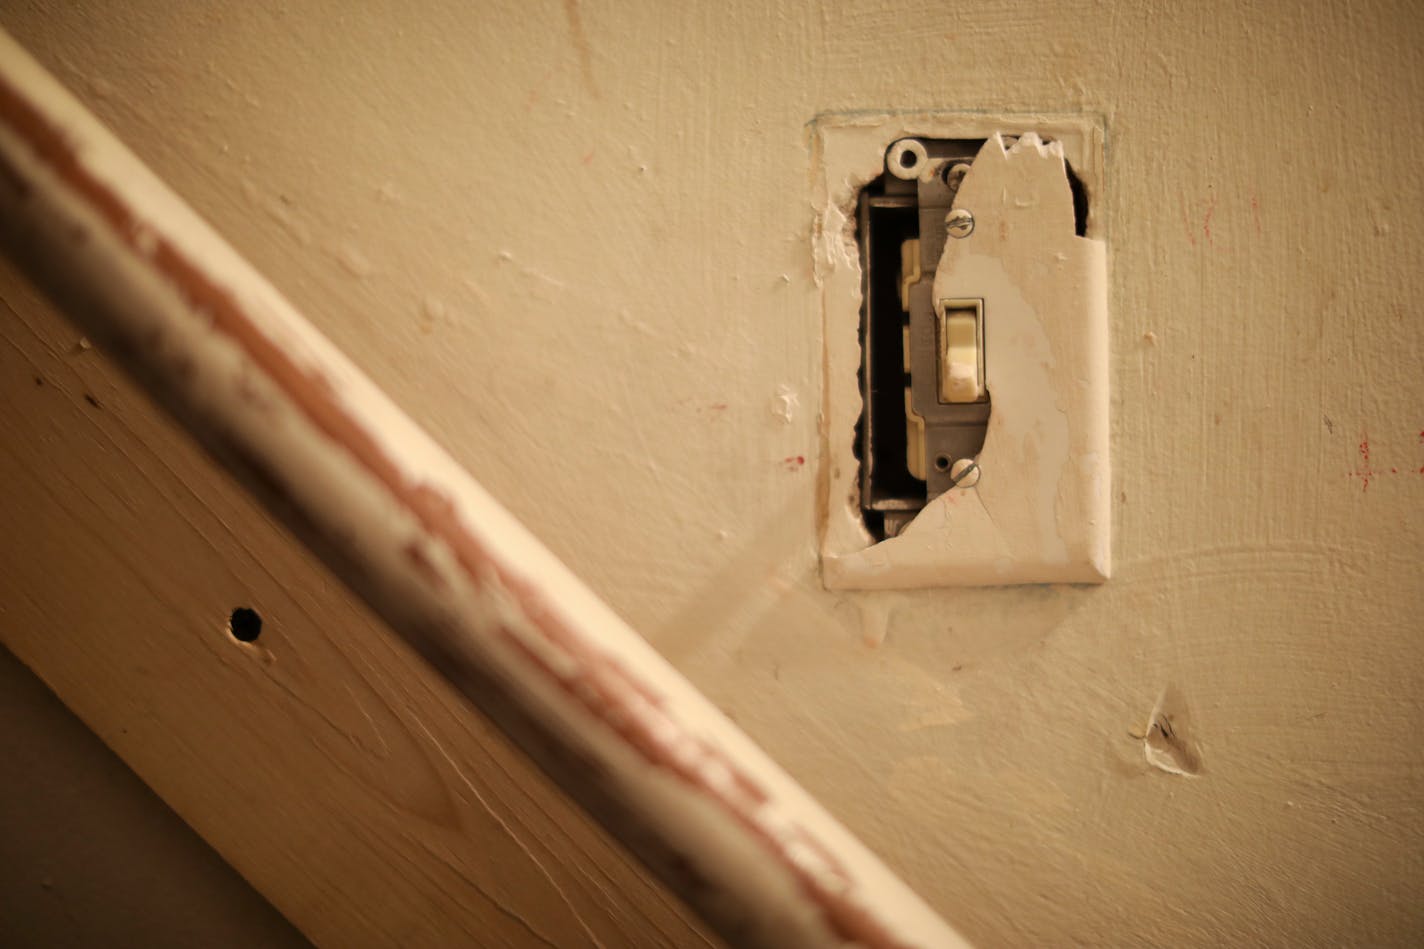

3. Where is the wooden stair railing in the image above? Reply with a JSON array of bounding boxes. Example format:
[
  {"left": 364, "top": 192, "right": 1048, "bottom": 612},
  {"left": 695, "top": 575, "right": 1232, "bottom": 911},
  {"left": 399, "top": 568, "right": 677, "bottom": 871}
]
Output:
[{"left": 0, "top": 28, "right": 966, "bottom": 949}]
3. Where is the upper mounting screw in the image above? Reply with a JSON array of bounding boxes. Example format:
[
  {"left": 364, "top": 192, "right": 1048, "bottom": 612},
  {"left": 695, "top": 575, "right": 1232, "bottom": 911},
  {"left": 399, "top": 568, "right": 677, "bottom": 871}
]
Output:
[
  {"left": 945, "top": 208, "right": 975, "bottom": 239},
  {"left": 887, "top": 138, "right": 929, "bottom": 180}
]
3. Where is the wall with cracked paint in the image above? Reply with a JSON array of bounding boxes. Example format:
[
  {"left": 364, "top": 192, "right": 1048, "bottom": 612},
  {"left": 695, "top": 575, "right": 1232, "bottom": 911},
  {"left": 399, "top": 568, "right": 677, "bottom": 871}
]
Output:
[{"left": 0, "top": 0, "right": 1421, "bottom": 945}]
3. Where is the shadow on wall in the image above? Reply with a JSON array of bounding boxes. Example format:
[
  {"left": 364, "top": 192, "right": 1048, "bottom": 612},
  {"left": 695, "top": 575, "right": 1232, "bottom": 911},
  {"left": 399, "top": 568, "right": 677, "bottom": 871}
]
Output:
[{"left": 0, "top": 645, "right": 311, "bottom": 949}]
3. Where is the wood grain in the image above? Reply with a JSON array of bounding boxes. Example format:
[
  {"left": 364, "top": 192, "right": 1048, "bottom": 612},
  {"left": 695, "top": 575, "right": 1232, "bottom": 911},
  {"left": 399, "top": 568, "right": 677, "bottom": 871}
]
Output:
[
  {"left": 0, "top": 273, "right": 714, "bottom": 947},
  {"left": 2, "top": 0, "right": 1422, "bottom": 946},
  {"left": 0, "top": 27, "right": 962, "bottom": 948}
]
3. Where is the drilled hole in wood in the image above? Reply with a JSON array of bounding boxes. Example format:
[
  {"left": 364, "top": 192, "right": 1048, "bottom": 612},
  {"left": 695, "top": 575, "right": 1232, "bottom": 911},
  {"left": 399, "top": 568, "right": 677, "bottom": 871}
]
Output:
[{"left": 228, "top": 607, "right": 262, "bottom": 643}]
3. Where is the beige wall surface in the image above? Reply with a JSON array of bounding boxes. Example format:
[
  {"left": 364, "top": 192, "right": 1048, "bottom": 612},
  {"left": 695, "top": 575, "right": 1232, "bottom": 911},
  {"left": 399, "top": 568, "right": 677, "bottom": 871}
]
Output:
[{"left": 1, "top": 1, "right": 1420, "bottom": 946}]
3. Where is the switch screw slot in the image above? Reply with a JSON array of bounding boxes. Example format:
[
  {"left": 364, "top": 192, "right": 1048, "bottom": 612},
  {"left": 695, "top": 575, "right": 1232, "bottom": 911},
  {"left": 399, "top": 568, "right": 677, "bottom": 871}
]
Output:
[{"left": 948, "top": 458, "right": 981, "bottom": 488}]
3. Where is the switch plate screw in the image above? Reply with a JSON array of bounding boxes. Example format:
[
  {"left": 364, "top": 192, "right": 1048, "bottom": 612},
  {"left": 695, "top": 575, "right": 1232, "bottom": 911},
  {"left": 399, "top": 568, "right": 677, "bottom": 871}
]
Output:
[
  {"left": 944, "top": 162, "right": 971, "bottom": 191},
  {"left": 945, "top": 208, "right": 975, "bottom": 239},
  {"left": 948, "top": 458, "right": 980, "bottom": 488}
]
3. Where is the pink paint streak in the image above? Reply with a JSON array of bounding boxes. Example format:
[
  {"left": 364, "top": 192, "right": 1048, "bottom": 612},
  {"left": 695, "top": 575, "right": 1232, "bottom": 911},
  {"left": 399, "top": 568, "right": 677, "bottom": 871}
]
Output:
[
  {"left": 1357, "top": 436, "right": 1373, "bottom": 491},
  {"left": 0, "top": 71, "right": 918, "bottom": 949}
]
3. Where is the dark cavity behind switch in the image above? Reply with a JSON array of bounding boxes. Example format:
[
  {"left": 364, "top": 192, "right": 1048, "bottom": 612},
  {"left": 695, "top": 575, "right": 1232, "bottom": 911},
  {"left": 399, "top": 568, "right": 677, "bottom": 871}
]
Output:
[{"left": 854, "top": 137, "right": 1088, "bottom": 541}]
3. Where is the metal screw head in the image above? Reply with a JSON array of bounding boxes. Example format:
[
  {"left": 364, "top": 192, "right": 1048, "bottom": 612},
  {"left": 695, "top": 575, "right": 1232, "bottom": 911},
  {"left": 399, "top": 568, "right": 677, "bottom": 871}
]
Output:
[
  {"left": 945, "top": 208, "right": 975, "bottom": 239},
  {"left": 948, "top": 458, "right": 980, "bottom": 488}
]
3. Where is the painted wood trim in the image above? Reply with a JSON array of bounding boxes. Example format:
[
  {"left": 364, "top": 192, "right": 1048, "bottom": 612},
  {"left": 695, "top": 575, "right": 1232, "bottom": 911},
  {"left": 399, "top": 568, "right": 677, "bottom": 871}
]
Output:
[{"left": 0, "top": 28, "right": 966, "bottom": 949}]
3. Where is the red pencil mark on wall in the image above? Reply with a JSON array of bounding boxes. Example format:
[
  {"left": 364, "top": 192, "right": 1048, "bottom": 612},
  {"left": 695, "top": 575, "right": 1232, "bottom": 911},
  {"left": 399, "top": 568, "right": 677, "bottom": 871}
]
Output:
[
  {"left": 1179, "top": 197, "right": 1197, "bottom": 248},
  {"left": 692, "top": 402, "right": 726, "bottom": 420},
  {"left": 523, "top": 66, "right": 556, "bottom": 111},
  {"left": 1354, "top": 435, "right": 1374, "bottom": 491},
  {"left": 1346, "top": 428, "right": 1424, "bottom": 487},
  {"left": 562, "top": 0, "right": 601, "bottom": 100},
  {"left": 1181, "top": 192, "right": 1221, "bottom": 248},
  {"left": 782, "top": 455, "right": 805, "bottom": 472}
]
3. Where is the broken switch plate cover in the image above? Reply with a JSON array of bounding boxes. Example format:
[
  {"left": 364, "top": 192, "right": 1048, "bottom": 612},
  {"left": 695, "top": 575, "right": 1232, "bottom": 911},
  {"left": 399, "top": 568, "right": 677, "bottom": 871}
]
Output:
[{"left": 813, "top": 113, "right": 1109, "bottom": 589}]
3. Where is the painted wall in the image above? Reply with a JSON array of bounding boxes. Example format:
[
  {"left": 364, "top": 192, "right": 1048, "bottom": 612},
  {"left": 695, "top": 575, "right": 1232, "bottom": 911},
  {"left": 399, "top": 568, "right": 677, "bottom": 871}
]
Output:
[{"left": 1, "top": 0, "right": 1420, "bottom": 945}]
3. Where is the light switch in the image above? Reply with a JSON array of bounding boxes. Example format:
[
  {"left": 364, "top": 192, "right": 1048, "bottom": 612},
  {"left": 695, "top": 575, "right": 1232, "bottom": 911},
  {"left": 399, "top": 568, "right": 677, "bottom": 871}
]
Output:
[
  {"left": 813, "top": 113, "right": 1109, "bottom": 587},
  {"left": 938, "top": 299, "right": 984, "bottom": 404}
]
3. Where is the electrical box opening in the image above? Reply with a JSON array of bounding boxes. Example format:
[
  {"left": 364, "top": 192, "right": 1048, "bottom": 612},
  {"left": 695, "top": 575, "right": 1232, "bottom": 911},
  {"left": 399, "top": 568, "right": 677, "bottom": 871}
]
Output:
[
  {"left": 853, "top": 135, "right": 1091, "bottom": 542},
  {"left": 854, "top": 137, "right": 991, "bottom": 541},
  {"left": 816, "top": 114, "right": 1109, "bottom": 588}
]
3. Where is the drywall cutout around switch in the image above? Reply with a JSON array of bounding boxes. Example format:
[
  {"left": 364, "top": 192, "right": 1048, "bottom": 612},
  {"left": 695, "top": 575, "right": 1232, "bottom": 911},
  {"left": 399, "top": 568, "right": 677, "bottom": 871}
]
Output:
[
  {"left": 811, "top": 113, "right": 1110, "bottom": 588},
  {"left": 853, "top": 136, "right": 994, "bottom": 538}
]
